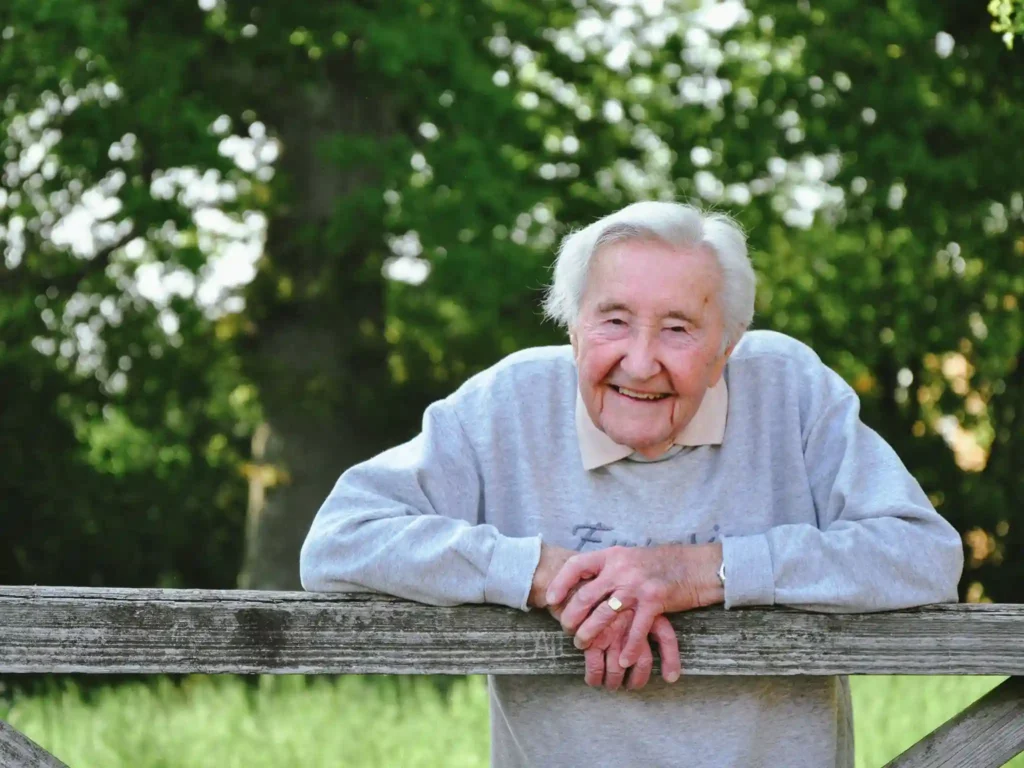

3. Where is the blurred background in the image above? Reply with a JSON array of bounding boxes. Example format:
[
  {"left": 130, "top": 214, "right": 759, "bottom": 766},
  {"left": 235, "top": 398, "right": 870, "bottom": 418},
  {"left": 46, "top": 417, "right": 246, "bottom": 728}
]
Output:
[{"left": 1, "top": 0, "right": 1021, "bottom": 765}]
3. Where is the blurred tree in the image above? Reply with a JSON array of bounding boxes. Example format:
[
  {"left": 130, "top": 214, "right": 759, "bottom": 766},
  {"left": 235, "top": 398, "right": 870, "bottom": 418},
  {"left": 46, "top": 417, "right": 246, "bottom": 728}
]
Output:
[
  {"left": 1, "top": 0, "right": 1020, "bottom": 601},
  {"left": 739, "top": 0, "right": 1024, "bottom": 603},
  {"left": 0, "top": 1, "right": 256, "bottom": 587},
  {"left": 988, "top": 0, "right": 1024, "bottom": 48}
]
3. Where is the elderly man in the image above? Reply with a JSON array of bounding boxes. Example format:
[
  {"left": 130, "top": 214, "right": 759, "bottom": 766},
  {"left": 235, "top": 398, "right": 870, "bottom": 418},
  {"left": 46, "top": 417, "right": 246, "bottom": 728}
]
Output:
[{"left": 300, "top": 201, "right": 963, "bottom": 767}]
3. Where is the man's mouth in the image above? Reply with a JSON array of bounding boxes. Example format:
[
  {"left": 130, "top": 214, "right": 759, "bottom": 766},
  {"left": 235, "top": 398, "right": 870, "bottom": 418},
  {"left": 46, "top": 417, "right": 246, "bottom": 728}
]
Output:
[{"left": 611, "top": 385, "right": 671, "bottom": 401}]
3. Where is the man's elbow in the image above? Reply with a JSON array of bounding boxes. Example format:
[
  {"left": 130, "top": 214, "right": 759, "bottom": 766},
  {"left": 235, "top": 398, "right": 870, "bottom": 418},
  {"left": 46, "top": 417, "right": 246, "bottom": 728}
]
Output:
[
  {"left": 299, "top": 529, "right": 369, "bottom": 593},
  {"left": 298, "top": 536, "right": 326, "bottom": 592},
  {"left": 299, "top": 565, "right": 319, "bottom": 593},
  {"left": 929, "top": 530, "right": 965, "bottom": 604}
]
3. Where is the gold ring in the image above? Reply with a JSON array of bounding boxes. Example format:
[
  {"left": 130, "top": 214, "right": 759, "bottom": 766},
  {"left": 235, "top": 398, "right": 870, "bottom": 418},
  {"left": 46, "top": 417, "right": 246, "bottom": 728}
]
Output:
[{"left": 607, "top": 596, "right": 623, "bottom": 612}]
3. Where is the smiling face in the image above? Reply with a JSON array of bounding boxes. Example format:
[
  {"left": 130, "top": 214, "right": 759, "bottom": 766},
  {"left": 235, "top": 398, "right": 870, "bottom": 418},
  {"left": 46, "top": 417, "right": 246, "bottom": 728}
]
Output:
[{"left": 571, "top": 238, "right": 734, "bottom": 458}]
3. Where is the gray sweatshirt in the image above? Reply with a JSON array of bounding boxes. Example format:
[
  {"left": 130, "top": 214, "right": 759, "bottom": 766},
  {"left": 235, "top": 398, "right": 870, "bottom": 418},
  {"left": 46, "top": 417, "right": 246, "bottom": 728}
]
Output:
[{"left": 300, "top": 330, "right": 964, "bottom": 768}]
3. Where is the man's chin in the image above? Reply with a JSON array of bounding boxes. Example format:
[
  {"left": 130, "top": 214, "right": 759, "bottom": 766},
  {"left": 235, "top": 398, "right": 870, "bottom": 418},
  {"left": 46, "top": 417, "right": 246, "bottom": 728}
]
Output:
[
  {"left": 630, "top": 444, "right": 676, "bottom": 459},
  {"left": 602, "top": 426, "right": 672, "bottom": 454}
]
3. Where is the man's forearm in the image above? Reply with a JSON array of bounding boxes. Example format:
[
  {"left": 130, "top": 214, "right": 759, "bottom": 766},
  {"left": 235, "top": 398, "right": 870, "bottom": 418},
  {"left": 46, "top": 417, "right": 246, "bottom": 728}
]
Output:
[{"left": 663, "top": 542, "right": 725, "bottom": 612}]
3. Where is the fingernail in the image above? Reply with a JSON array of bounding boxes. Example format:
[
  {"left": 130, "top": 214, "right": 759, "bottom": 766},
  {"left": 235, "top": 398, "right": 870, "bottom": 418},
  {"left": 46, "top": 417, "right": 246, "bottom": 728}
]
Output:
[
  {"left": 546, "top": 591, "right": 556, "bottom": 604},
  {"left": 666, "top": 671, "right": 680, "bottom": 683},
  {"left": 619, "top": 655, "right": 630, "bottom": 667},
  {"left": 574, "top": 637, "right": 584, "bottom": 650}
]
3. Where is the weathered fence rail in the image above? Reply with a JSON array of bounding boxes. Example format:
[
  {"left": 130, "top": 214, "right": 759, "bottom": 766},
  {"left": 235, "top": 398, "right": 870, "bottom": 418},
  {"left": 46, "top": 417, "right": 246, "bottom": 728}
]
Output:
[{"left": 0, "top": 587, "right": 1022, "bottom": 767}]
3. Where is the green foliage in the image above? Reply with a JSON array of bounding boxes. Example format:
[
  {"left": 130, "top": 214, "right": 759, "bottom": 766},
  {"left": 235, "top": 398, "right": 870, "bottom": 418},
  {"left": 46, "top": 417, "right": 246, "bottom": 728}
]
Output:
[
  {"left": 2, "top": 674, "right": 1020, "bottom": 767},
  {"left": 0, "top": 0, "right": 1021, "bottom": 598},
  {"left": 989, "top": 0, "right": 1024, "bottom": 48},
  {"left": 0, "top": 1, "right": 257, "bottom": 587}
]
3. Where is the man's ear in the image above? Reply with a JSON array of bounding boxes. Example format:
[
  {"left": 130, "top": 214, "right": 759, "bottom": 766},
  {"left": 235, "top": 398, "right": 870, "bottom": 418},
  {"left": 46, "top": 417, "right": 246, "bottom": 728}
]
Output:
[{"left": 569, "top": 329, "right": 579, "bottom": 359}]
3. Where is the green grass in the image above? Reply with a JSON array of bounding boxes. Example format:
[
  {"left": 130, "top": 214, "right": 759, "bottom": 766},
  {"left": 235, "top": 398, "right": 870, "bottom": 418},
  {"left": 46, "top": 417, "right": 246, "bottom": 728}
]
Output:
[
  {"left": 850, "top": 675, "right": 1022, "bottom": 768},
  {"left": 2, "top": 675, "right": 1020, "bottom": 768}
]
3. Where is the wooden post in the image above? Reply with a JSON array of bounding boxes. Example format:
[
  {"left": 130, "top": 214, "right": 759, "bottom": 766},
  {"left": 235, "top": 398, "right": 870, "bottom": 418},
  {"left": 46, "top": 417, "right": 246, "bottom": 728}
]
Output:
[
  {"left": 0, "top": 719, "right": 68, "bottom": 768},
  {"left": 0, "top": 587, "right": 1022, "bottom": 768},
  {"left": 1, "top": 587, "right": 1022, "bottom": 676},
  {"left": 885, "top": 676, "right": 1024, "bottom": 768}
]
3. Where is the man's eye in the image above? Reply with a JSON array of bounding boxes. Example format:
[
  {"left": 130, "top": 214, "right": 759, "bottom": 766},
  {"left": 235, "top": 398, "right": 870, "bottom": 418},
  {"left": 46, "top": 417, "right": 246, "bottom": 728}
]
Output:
[
  {"left": 607, "top": 318, "right": 627, "bottom": 326},
  {"left": 667, "top": 326, "right": 687, "bottom": 334}
]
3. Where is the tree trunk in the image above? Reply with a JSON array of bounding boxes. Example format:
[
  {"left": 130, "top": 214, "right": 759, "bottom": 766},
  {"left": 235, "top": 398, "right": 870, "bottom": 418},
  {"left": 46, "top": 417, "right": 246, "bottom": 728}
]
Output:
[{"left": 239, "top": 56, "right": 398, "bottom": 590}]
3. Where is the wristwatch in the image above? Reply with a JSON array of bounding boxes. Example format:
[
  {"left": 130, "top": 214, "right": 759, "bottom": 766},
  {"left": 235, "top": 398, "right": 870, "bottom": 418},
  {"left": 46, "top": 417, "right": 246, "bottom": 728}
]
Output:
[{"left": 717, "top": 560, "right": 727, "bottom": 587}]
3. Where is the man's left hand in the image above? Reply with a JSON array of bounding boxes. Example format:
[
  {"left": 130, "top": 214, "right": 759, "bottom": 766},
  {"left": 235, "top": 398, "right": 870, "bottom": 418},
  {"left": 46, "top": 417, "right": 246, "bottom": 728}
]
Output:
[
  {"left": 545, "top": 543, "right": 725, "bottom": 669},
  {"left": 551, "top": 601, "right": 681, "bottom": 689}
]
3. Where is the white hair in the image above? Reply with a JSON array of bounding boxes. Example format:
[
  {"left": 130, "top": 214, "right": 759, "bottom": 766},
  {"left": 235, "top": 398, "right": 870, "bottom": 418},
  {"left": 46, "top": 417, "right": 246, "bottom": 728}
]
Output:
[{"left": 542, "top": 201, "right": 756, "bottom": 347}]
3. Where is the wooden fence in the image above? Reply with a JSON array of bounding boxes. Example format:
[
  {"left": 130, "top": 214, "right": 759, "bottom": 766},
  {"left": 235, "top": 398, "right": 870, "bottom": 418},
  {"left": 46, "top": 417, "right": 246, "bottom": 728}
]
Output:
[{"left": 0, "top": 586, "right": 1021, "bottom": 767}]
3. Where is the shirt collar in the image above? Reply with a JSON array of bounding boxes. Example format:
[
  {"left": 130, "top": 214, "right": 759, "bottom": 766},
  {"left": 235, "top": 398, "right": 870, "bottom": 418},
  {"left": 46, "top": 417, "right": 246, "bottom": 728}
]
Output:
[{"left": 575, "top": 377, "right": 729, "bottom": 471}]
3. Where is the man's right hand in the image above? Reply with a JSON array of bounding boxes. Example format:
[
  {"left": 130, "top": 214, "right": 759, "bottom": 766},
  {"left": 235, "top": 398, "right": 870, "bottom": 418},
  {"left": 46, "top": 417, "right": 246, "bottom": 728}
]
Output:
[
  {"left": 582, "top": 609, "right": 681, "bottom": 690},
  {"left": 528, "top": 542, "right": 576, "bottom": 608}
]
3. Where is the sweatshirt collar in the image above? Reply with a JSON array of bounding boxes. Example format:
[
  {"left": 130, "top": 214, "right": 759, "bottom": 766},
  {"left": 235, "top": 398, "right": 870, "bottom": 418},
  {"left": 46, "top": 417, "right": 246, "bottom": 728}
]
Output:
[{"left": 575, "top": 377, "right": 729, "bottom": 471}]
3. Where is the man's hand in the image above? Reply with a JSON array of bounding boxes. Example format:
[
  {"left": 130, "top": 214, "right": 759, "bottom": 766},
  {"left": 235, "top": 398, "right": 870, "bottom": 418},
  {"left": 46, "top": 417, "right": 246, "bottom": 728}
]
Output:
[
  {"left": 536, "top": 543, "right": 681, "bottom": 690},
  {"left": 545, "top": 543, "right": 724, "bottom": 669},
  {"left": 528, "top": 542, "right": 576, "bottom": 608},
  {"left": 551, "top": 599, "right": 681, "bottom": 689},
  {"left": 582, "top": 609, "right": 681, "bottom": 689}
]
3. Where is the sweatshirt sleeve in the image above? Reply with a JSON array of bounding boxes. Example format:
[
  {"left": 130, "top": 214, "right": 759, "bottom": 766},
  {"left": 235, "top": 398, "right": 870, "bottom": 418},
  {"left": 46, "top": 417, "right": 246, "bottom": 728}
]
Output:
[
  {"left": 722, "top": 391, "right": 964, "bottom": 613},
  {"left": 299, "top": 398, "right": 542, "bottom": 611}
]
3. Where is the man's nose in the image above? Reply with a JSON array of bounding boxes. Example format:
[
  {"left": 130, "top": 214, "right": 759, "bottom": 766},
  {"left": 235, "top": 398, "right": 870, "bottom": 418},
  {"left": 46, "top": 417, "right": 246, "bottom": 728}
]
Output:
[{"left": 620, "top": 334, "right": 661, "bottom": 381}]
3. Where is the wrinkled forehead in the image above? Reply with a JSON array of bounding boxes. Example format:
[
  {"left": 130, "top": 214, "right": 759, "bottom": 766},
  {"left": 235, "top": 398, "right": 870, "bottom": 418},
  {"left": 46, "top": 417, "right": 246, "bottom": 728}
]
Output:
[{"left": 580, "top": 239, "right": 722, "bottom": 320}]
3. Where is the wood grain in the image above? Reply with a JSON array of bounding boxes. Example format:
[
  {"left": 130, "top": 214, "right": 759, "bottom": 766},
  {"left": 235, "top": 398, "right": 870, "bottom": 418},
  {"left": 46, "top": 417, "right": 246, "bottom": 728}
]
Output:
[
  {"left": 0, "top": 719, "right": 69, "bottom": 768},
  {"left": 1, "top": 587, "right": 1022, "bottom": 676},
  {"left": 885, "top": 676, "right": 1024, "bottom": 767}
]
